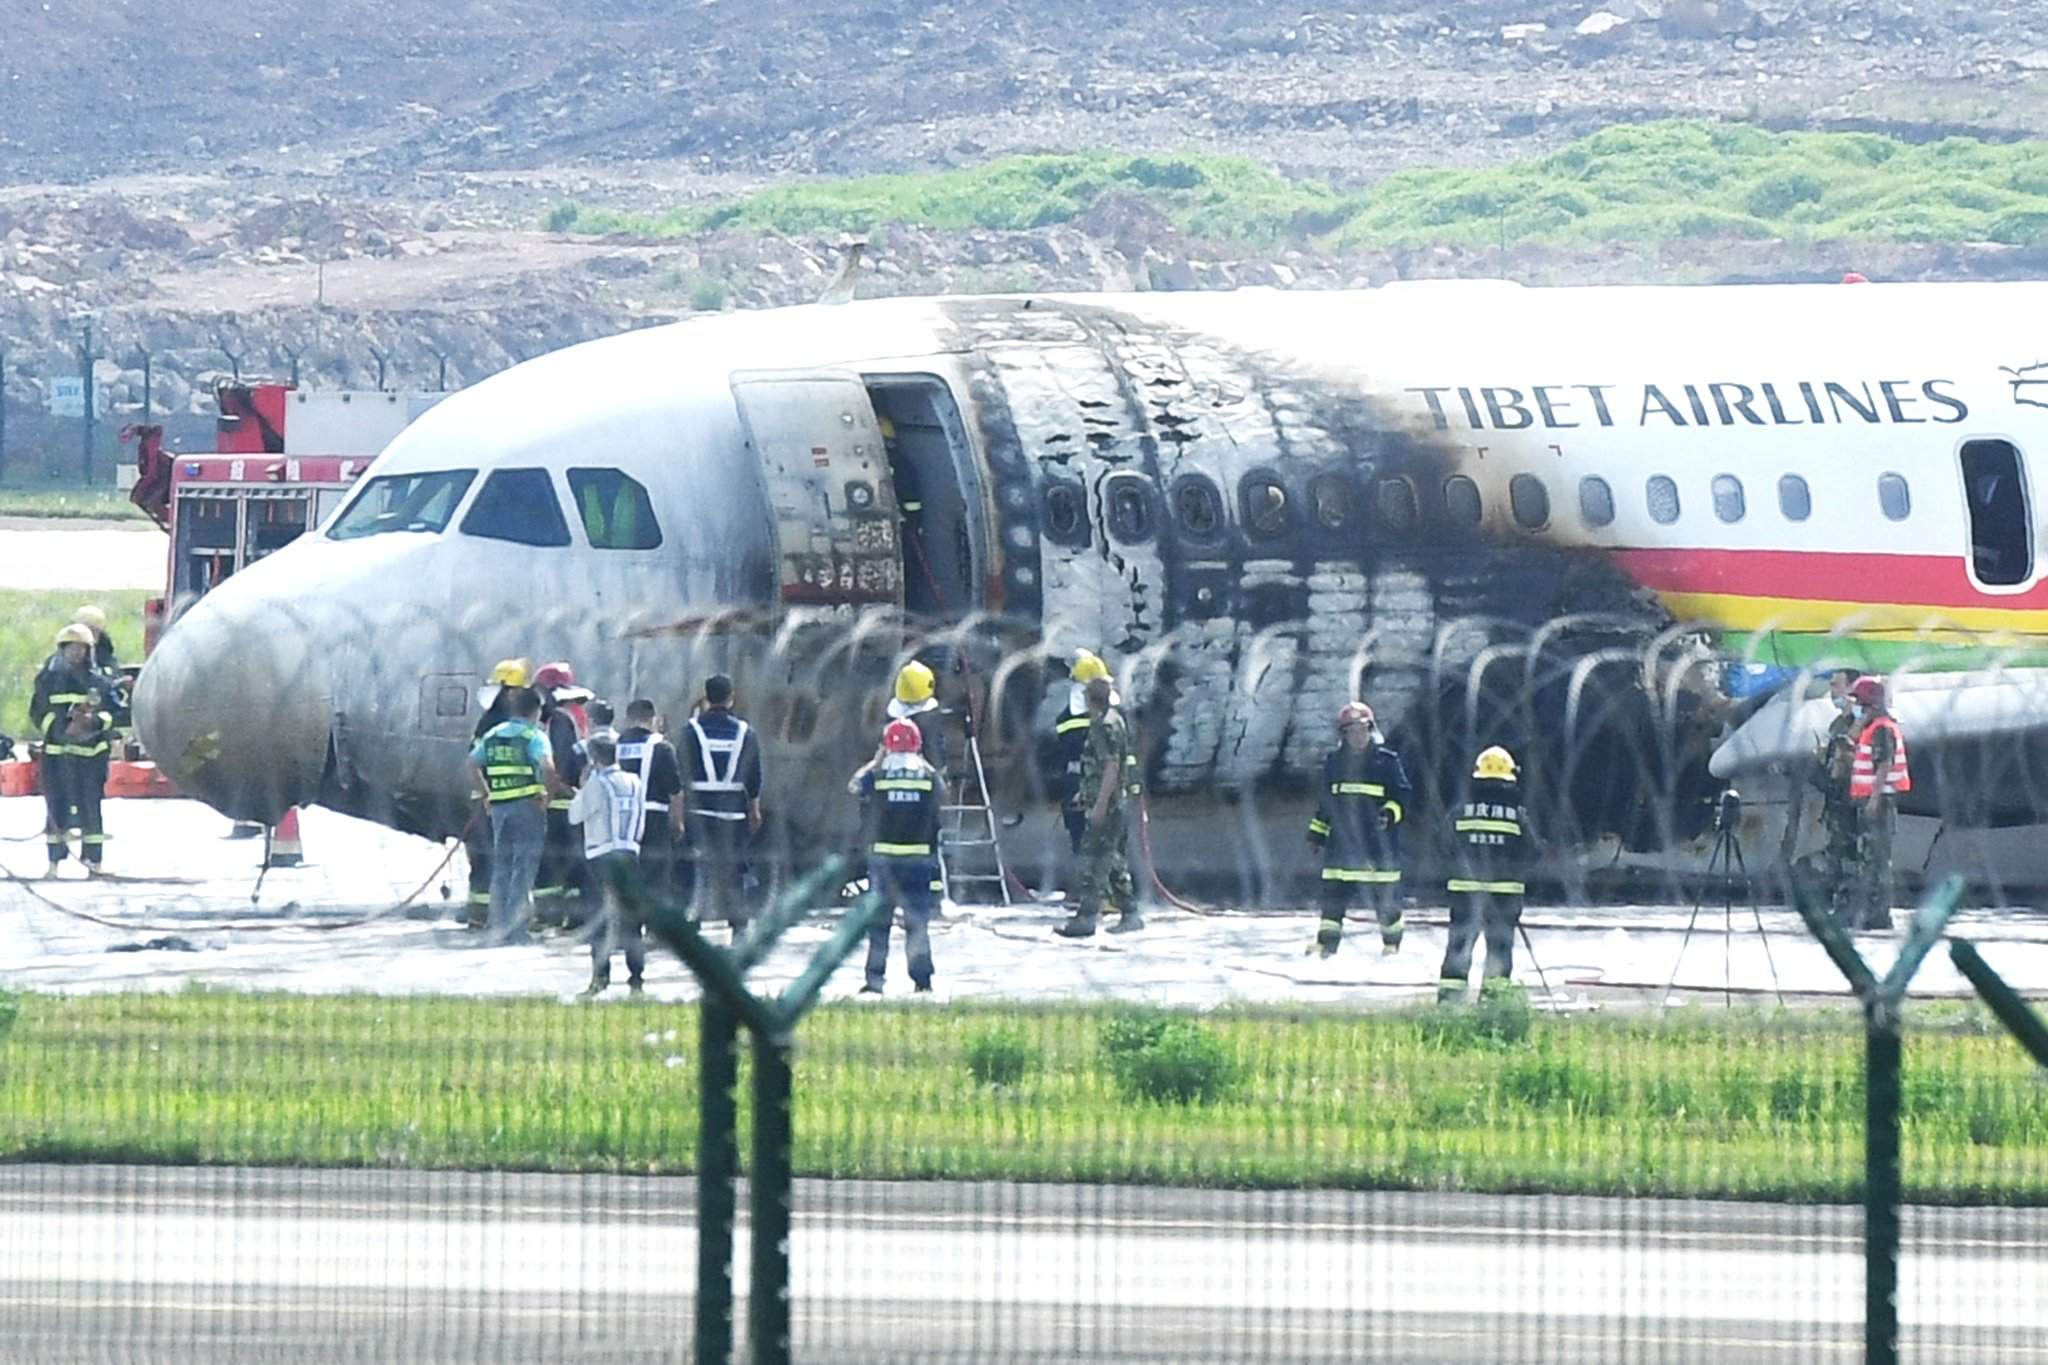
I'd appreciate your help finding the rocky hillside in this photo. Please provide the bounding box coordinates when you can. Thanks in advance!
[4,0,2048,472]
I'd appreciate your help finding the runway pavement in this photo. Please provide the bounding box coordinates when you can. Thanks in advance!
[1,1164,2043,1363]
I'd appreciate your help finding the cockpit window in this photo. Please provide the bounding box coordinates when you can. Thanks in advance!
[568,468,663,550]
[459,467,572,547]
[327,469,476,541]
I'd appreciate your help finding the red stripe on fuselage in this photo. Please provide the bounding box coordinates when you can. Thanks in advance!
[1610,548,2027,610]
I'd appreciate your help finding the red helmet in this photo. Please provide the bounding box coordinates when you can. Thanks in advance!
[533,661,576,691]
[1336,701,1375,732]
[1850,677,1887,708]
[882,719,923,754]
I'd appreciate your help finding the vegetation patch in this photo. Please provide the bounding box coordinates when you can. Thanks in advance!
[0,486,148,522]
[549,121,2048,251]
[0,993,2043,1202]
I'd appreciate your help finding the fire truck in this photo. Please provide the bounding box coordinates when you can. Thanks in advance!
[126,383,444,653]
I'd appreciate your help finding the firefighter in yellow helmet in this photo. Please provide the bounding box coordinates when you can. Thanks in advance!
[886,658,947,771]
[1439,746,1534,1003]
[1043,650,1113,854]
[30,624,117,876]
[462,658,535,927]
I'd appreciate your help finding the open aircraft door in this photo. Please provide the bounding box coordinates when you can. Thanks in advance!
[730,371,904,608]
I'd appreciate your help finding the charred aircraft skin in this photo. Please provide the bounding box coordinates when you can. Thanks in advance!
[134,288,1737,894]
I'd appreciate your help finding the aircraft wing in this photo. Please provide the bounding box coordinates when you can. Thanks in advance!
[1710,668,2048,779]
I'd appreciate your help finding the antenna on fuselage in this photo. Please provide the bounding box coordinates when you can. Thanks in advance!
[819,238,868,305]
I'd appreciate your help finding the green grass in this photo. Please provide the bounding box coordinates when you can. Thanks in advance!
[550,121,2048,251]
[2,992,2043,1203]
[0,486,148,521]
[0,589,149,737]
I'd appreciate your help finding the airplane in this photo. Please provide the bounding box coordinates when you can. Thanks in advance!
[131,280,2048,899]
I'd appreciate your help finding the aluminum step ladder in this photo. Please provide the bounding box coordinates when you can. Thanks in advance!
[938,727,1013,906]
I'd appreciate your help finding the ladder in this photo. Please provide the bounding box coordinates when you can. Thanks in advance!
[938,725,1013,907]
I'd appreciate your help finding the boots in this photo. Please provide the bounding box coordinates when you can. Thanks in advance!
[1054,912,1097,938]
[1107,911,1144,934]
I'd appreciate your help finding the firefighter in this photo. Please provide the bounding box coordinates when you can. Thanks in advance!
[681,674,764,932]
[1440,746,1533,1002]
[1055,676,1141,938]
[855,718,946,994]
[464,658,533,928]
[1044,651,1109,855]
[466,685,561,944]
[1306,701,1413,957]
[887,659,948,772]
[1812,668,1862,922]
[616,698,684,906]
[72,604,117,673]
[531,661,591,929]
[1848,676,1909,931]
[31,624,117,876]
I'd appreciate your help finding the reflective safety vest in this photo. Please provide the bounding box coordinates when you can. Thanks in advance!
[45,709,114,760]
[479,721,547,803]
[687,716,752,821]
[617,730,667,812]
[870,768,940,859]
[1849,716,1911,799]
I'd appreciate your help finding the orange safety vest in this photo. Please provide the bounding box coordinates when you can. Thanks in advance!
[1849,715,1911,799]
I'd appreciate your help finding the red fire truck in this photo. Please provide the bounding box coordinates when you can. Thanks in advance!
[127,382,442,652]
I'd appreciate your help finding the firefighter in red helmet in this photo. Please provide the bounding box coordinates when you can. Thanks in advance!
[1847,676,1909,931]
[1307,700,1413,956]
[851,718,946,994]
[531,661,591,928]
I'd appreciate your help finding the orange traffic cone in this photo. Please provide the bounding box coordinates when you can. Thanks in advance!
[265,807,305,869]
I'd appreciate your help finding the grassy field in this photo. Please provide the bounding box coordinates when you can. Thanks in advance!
[1,991,2042,1202]
[0,486,148,521]
[0,589,150,738]
[550,121,2048,251]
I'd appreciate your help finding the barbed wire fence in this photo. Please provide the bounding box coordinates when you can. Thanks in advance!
[0,600,2045,1362]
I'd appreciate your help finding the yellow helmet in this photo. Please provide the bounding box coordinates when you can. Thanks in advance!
[1070,650,1111,684]
[54,623,95,648]
[895,660,936,705]
[1473,746,1518,781]
[489,657,534,689]
[73,605,106,633]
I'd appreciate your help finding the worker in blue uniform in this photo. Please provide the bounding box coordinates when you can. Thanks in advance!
[1306,700,1413,957]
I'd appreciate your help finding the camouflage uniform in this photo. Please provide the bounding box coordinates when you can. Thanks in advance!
[1816,707,1860,921]
[1854,717,1900,931]
[1065,704,1138,934]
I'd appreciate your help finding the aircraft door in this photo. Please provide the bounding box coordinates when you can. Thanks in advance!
[730,372,903,608]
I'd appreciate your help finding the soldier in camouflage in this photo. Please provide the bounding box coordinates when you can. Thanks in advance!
[1814,668,1862,923]
[1055,676,1142,938]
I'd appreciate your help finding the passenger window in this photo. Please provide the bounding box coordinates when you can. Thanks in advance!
[1646,475,1680,525]
[1043,484,1086,544]
[1106,476,1154,542]
[1878,472,1911,522]
[1578,475,1614,528]
[1960,439,2032,585]
[567,468,662,550]
[1309,474,1355,531]
[1376,477,1418,533]
[1443,475,1482,527]
[1509,473,1549,530]
[1712,474,1746,523]
[1778,474,1812,522]
[1241,475,1290,537]
[1172,476,1222,537]
[458,467,570,547]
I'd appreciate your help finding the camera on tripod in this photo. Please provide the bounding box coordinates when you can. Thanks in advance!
[1711,787,1742,830]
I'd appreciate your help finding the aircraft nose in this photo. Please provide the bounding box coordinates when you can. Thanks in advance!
[134,588,333,824]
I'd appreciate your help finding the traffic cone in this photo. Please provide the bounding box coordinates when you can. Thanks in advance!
[265,807,304,869]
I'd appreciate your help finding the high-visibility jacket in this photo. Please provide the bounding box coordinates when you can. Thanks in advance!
[1447,777,1532,897]
[616,725,683,817]
[477,720,549,803]
[1307,743,1412,880]
[863,758,944,860]
[29,656,115,749]
[1849,715,1910,799]
[1045,698,1091,806]
[685,711,760,822]
[542,706,584,811]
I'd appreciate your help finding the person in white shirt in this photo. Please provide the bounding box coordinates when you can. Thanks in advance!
[568,734,648,997]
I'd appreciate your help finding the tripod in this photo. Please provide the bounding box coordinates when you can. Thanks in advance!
[1661,790,1785,1009]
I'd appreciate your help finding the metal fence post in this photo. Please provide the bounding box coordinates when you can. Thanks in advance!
[698,995,740,1365]
[79,318,96,483]
[1864,1001,1902,1365]
[750,1031,795,1365]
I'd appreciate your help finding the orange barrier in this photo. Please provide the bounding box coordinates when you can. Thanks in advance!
[105,761,178,799]
[0,761,38,798]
